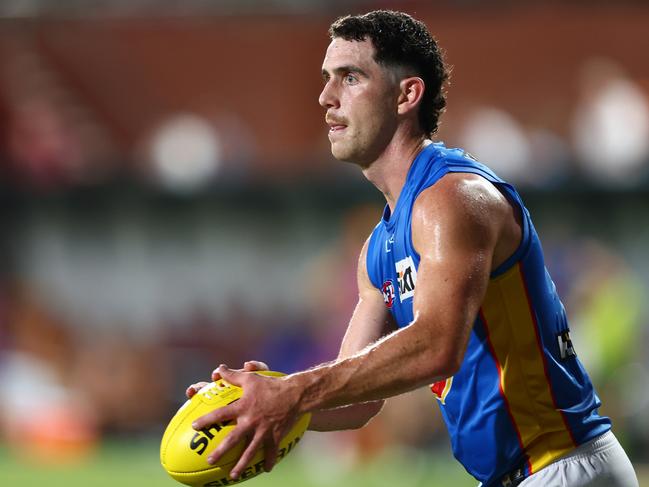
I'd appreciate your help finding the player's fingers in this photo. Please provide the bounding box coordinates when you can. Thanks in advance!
[192,404,236,431]
[211,363,228,382]
[206,425,248,467]
[262,435,279,473]
[215,365,244,387]
[243,361,269,372]
[185,381,209,399]
[229,432,265,480]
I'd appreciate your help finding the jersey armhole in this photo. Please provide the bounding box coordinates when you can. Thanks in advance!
[490,183,531,278]
[444,165,531,278]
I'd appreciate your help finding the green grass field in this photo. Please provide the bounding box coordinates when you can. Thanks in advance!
[1,437,646,487]
[0,437,477,487]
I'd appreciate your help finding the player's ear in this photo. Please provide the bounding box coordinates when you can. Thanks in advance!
[397,77,425,116]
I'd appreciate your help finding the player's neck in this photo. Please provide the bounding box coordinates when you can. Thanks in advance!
[362,133,429,211]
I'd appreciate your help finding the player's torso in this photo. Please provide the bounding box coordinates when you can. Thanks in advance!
[365,142,611,486]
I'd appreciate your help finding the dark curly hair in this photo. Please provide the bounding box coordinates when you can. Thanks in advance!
[329,10,450,137]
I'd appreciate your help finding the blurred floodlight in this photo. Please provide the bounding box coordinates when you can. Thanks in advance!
[148,113,222,193]
[573,58,649,185]
[459,107,533,185]
[526,129,571,187]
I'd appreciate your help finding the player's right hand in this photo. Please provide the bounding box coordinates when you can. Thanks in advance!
[185,361,270,399]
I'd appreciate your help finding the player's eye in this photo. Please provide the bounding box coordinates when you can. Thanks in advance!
[344,73,358,85]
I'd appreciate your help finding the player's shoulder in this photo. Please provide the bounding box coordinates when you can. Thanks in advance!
[413,172,510,222]
[410,172,513,255]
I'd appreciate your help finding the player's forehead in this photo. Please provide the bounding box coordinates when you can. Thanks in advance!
[321,37,378,74]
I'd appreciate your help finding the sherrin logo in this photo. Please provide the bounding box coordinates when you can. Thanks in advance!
[395,256,417,302]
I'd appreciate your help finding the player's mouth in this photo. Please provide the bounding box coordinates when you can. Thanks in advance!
[328,124,347,139]
[326,117,348,138]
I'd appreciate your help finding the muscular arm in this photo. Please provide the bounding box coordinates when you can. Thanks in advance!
[193,173,520,477]
[308,238,396,431]
[288,173,514,410]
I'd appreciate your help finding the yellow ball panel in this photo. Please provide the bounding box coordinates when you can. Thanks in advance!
[160,371,310,486]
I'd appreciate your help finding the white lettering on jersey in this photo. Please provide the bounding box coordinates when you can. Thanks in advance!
[385,235,394,253]
[395,256,417,302]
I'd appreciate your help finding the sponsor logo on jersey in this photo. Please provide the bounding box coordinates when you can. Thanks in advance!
[395,256,417,302]
[431,376,454,404]
[381,280,395,308]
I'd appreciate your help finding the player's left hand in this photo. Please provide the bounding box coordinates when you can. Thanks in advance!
[185,361,269,399]
[191,365,302,480]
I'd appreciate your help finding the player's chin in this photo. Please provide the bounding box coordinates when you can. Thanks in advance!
[332,150,372,170]
[330,143,359,165]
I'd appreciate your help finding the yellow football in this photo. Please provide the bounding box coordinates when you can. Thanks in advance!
[160,371,311,486]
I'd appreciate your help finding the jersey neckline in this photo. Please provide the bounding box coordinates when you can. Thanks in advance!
[381,141,439,232]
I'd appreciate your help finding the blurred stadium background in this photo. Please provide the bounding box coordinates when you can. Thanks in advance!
[1,0,648,485]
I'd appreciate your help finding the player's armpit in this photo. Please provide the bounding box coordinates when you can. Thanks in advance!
[337,236,396,360]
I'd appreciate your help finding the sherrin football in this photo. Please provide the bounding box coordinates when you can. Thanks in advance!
[160,371,311,486]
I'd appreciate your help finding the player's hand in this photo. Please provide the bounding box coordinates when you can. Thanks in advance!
[191,364,301,480]
[185,361,270,399]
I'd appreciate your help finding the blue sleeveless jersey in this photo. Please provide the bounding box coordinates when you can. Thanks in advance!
[366,142,611,486]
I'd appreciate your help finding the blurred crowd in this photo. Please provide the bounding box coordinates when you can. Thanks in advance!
[1,1,649,474]
[1,51,648,194]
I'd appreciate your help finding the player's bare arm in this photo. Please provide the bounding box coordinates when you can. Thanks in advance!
[308,237,396,432]
[191,171,520,478]
[289,173,519,408]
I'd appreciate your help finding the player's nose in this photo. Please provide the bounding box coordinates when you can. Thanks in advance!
[318,80,339,109]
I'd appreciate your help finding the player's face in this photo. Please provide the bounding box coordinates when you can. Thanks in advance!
[319,38,400,167]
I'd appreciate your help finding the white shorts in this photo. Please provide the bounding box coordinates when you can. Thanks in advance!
[518,430,638,487]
